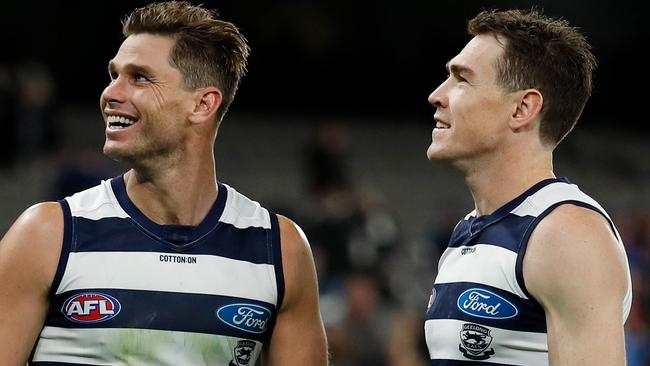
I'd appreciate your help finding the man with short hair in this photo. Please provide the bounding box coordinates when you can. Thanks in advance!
[0,2,328,365]
[423,9,632,366]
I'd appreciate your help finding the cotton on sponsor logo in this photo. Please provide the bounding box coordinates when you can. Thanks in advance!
[62,292,121,323]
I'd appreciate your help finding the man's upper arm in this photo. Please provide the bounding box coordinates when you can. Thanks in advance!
[0,202,64,365]
[523,204,628,366]
[266,215,328,366]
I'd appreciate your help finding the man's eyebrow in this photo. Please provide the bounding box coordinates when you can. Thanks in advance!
[445,62,475,77]
[107,61,155,76]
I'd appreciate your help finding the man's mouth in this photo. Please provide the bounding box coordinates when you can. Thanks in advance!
[435,120,450,129]
[107,115,138,130]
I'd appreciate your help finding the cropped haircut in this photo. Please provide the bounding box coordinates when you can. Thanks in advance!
[468,9,596,146]
[122,1,250,122]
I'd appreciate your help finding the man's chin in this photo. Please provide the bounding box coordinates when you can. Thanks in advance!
[103,145,131,163]
[427,147,459,166]
[426,146,446,161]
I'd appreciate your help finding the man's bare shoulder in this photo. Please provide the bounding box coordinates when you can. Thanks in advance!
[276,215,317,276]
[276,214,310,256]
[3,202,64,244]
[266,215,328,365]
[275,214,319,306]
[0,202,65,290]
[524,204,627,305]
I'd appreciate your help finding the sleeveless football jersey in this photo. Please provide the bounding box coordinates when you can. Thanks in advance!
[29,175,284,366]
[424,178,632,366]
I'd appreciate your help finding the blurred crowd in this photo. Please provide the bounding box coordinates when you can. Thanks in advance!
[0,60,119,199]
[621,214,650,366]
[295,123,428,366]
[1,59,649,366]
[0,61,60,169]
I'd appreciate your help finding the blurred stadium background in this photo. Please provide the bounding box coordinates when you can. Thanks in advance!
[1,0,648,365]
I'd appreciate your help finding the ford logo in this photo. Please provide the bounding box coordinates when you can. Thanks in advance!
[457,288,518,319]
[62,292,121,323]
[216,303,272,334]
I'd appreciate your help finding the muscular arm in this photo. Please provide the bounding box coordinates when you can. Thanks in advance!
[265,215,328,366]
[0,202,63,364]
[524,205,628,366]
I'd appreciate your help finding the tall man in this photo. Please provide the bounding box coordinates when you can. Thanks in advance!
[424,9,632,366]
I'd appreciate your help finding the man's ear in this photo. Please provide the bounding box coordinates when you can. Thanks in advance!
[189,87,222,125]
[510,89,543,132]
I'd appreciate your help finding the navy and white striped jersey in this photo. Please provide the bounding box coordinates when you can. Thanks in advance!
[424,178,632,366]
[30,175,285,366]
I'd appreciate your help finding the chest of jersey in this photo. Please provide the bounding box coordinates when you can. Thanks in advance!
[30,178,282,366]
[425,223,548,366]
[424,178,633,366]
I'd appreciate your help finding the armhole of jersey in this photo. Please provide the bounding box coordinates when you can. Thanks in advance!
[270,212,286,311]
[515,200,611,301]
[48,199,73,299]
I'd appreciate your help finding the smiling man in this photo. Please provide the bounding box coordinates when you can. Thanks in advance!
[423,9,632,366]
[0,2,327,365]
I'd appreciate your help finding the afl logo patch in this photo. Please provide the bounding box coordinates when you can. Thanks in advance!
[61,292,121,323]
[216,303,271,334]
[457,288,518,319]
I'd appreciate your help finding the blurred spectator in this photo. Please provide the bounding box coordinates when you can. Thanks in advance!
[0,62,17,169]
[304,186,359,289]
[53,148,120,200]
[326,271,392,366]
[348,186,400,270]
[300,123,358,288]
[620,213,650,366]
[15,61,60,162]
[300,123,401,293]
[426,210,462,260]
[299,122,421,364]
[387,311,427,366]
[304,122,350,195]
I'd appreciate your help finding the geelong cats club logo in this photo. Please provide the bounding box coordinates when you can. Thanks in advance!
[229,340,256,366]
[459,323,495,360]
[62,292,121,323]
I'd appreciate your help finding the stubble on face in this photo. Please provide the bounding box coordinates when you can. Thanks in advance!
[101,34,192,169]
[426,34,512,168]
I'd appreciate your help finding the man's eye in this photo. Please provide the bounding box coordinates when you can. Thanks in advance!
[134,73,149,82]
[446,73,466,83]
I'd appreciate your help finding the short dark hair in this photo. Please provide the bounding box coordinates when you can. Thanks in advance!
[468,9,596,146]
[122,1,250,122]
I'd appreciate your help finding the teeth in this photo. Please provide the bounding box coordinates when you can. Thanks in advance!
[107,115,136,126]
[436,122,450,129]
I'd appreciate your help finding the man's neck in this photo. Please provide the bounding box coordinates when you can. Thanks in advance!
[123,154,218,226]
[463,151,555,216]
